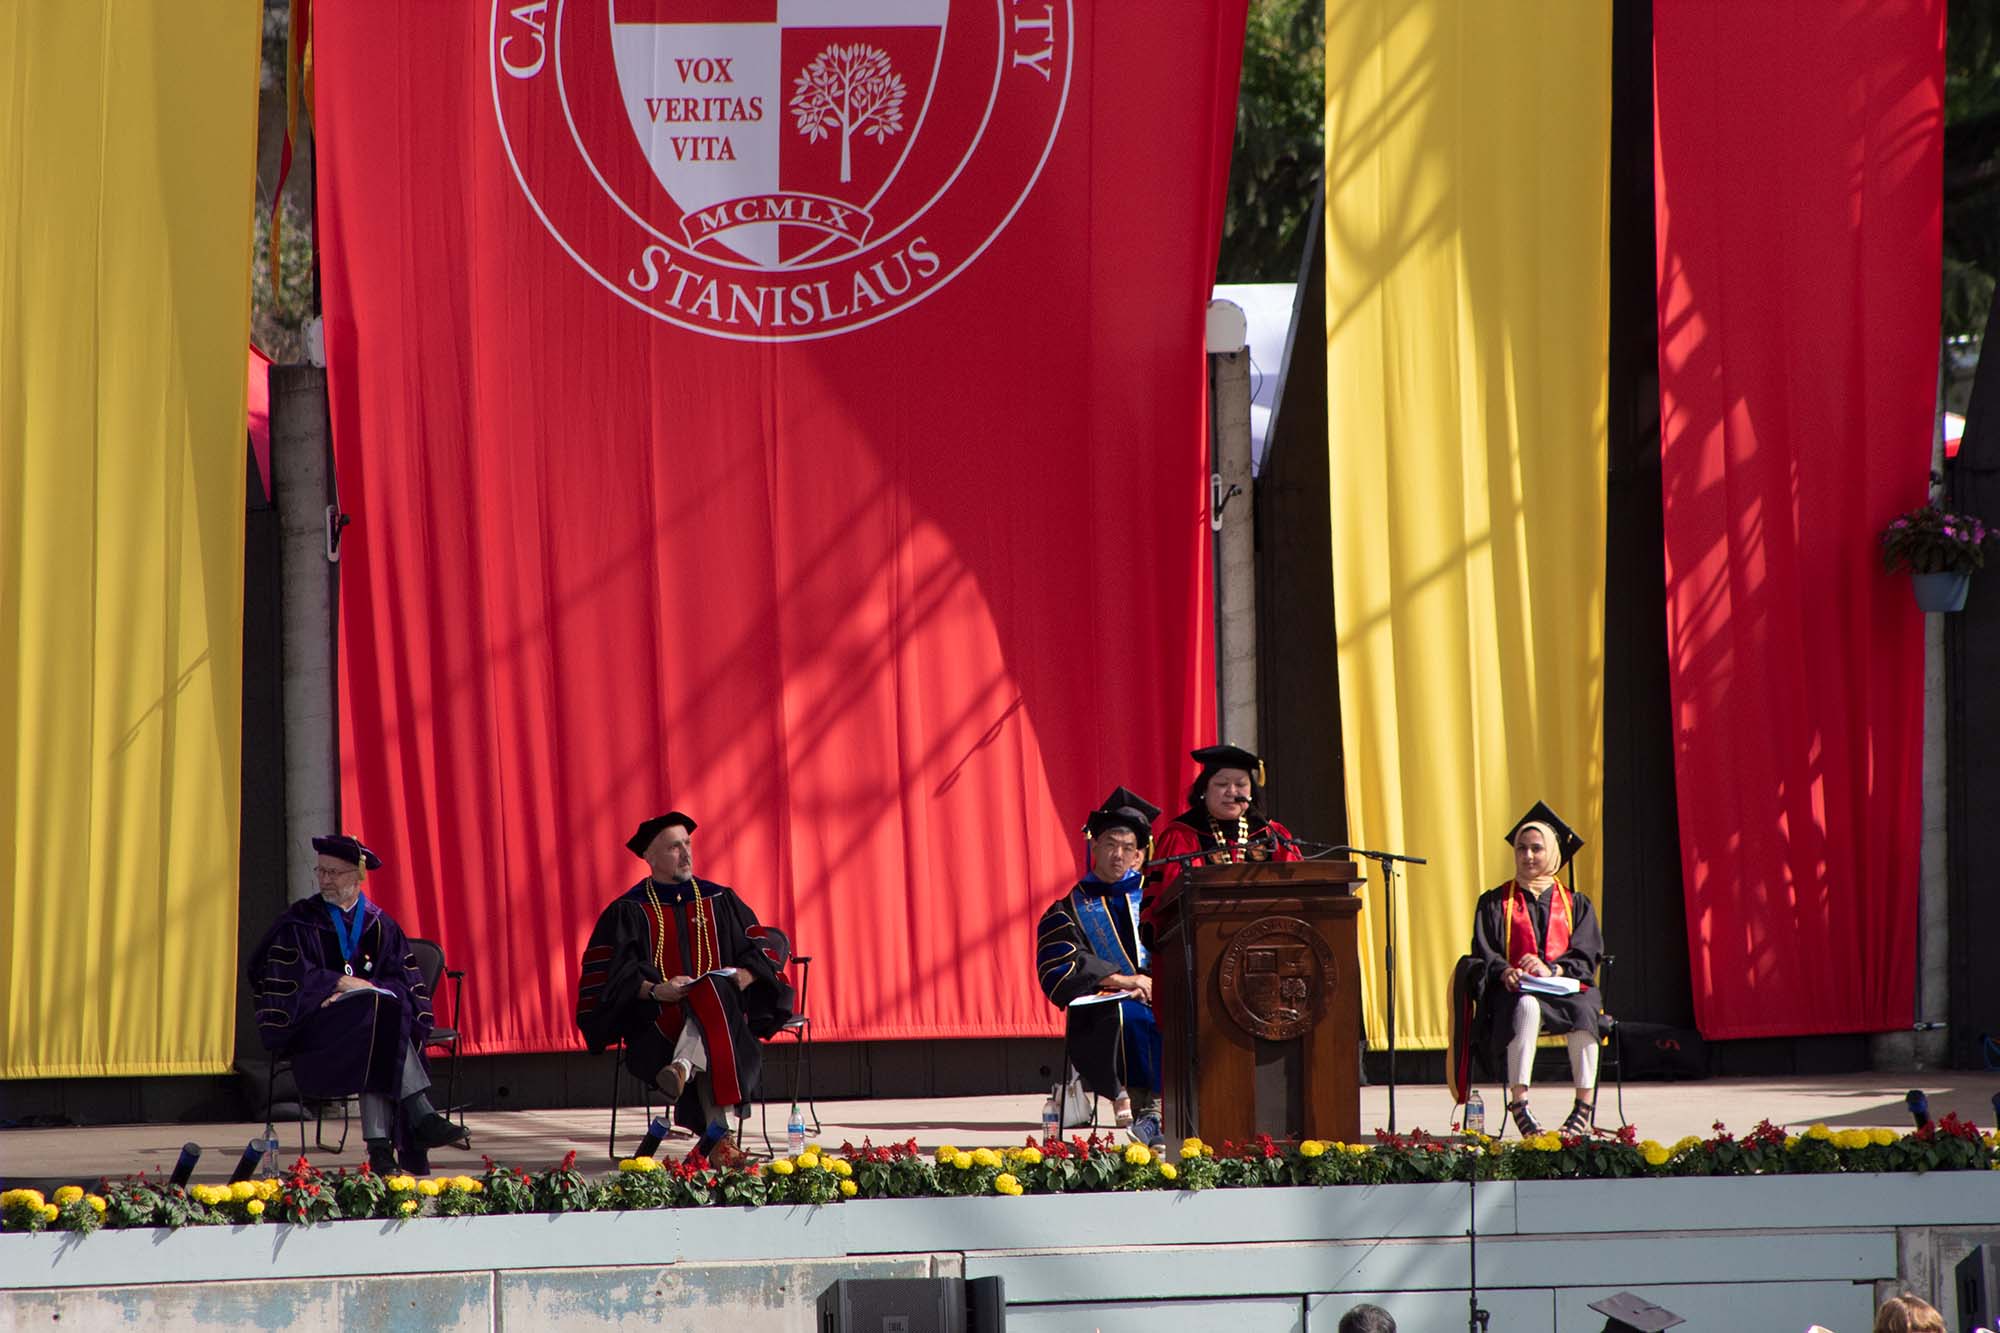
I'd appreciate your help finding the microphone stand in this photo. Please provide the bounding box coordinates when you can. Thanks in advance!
[1326,844,1428,1135]
[1466,1145,1490,1332]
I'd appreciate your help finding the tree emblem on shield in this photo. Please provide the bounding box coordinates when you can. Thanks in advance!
[790,44,908,184]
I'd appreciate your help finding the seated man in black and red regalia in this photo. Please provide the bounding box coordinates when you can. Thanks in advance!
[575,811,795,1167]
[247,835,467,1174]
[1146,743,1302,922]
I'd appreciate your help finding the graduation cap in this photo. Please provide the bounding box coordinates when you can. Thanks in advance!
[626,810,698,856]
[1191,743,1266,787]
[1083,786,1161,841]
[1586,1292,1684,1333]
[1506,799,1585,869]
[311,834,381,871]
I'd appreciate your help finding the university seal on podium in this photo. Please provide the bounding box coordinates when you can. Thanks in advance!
[1217,915,1335,1042]
[492,0,1072,341]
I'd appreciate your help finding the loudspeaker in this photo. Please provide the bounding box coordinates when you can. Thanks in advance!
[818,1276,1006,1333]
[1614,1021,1707,1081]
[1957,1243,1998,1332]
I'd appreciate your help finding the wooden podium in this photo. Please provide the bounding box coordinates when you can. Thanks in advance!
[1153,860,1363,1145]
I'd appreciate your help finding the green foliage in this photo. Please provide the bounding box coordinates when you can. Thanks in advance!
[1219,0,1323,283]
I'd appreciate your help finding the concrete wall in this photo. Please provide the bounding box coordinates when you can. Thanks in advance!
[5,1175,1995,1331]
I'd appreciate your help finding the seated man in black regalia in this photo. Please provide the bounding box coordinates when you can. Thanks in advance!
[248,835,467,1174]
[1466,800,1604,1138]
[575,811,795,1168]
[1036,786,1166,1148]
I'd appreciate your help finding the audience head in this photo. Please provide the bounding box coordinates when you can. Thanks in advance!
[1873,1293,1945,1333]
[1337,1304,1395,1333]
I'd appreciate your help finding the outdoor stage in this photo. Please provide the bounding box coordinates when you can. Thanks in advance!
[6,1075,2000,1332]
[5,1073,1995,1185]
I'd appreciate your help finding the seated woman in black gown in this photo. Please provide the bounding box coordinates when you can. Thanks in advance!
[1468,801,1603,1138]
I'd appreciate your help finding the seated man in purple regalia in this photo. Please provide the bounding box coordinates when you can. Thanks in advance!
[247,835,468,1174]
[575,811,796,1168]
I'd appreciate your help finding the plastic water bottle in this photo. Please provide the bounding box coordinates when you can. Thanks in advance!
[787,1104,807,1156]
[1041,1095,1061,1141]
[1464,1088,1486,1137]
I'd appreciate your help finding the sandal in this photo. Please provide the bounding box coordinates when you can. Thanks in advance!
[1112,1095,1134,1128]
[1560,1099,1594,1137]
[1507,1098,1541,1138]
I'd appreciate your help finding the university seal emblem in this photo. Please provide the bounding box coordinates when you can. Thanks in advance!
[1216,916,1334,1042]
[491,0,1072,340]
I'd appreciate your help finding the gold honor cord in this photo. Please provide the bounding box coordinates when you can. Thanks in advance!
[644,878,716,980]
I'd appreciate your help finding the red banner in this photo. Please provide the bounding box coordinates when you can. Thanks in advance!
[316,0,1239,1051]
[1654,2,1942,1039]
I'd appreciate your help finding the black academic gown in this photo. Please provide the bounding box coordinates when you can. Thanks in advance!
[575,878,795,1134]
[248,896,434,1153]
[1468,880,1604,1078]
[1036,876,1161,1101]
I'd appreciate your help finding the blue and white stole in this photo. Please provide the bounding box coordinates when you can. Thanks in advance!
[1074,871,1147,973]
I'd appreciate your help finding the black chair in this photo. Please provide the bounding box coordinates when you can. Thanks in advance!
[263,1051,353,1157]
[606,1037,656,1161]
[407,938,466,1133]
[759,955,822,1149]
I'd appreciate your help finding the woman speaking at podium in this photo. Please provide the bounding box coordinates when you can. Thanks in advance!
[1145,744,1302,922]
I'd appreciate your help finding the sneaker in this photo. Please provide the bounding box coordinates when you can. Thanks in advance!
[1129,1113,1164,1149]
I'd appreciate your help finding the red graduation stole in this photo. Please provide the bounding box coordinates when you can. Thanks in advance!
[1506,881,1571,965]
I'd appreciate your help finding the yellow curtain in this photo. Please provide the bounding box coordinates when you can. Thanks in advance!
[0,3,260,1077]
[1325,2,1610,1050]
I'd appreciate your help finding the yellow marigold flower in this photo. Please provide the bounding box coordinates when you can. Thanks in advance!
[770,1159,795,1176]
[400,1199,419,1216]
[85,1196,105,1214]
[1299,1140,1326,1158]
[1344,1143,1371,1156]
[1123,1143,1151,1166]
[631,1155,661,1173]
[40,1205,58,1222]
[616,1159,635,1172]
[1181,1137,1206,1158]
[53,1185,83,1206]
[16,1190,46,1208]
[190,1185,215,1205]
[798,1152,821,1171]
[993,1172,1019,1194]
[1639,1141,1670,1167]
[230,1181,256,1202]
[1018,1146,1042,1166]
[1870,1128,1897,1147]
[952,1152,974,1170]
[935,1144,959,1162]
[417,1179,443,1197]
[1159,1162,1178,1181]
[839,1180,858,1197]
[1834,1129,1869,1151]
[1805,1123,1833,1140]
[970,1148,1000,1169]
[245,1200,265,1217]
[1784,1135,1800,1149]
[829,1159,852,1177]
[260,1180,283,1200]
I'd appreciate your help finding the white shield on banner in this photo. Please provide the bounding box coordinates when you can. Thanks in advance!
[611,0,948,268]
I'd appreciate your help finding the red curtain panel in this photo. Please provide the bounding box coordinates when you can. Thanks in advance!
[1653,1,1942,1039]
[313,0,1239,1051]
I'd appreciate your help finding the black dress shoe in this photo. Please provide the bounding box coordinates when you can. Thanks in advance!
[366,1139,400,1175]
[413,1112,470,1151]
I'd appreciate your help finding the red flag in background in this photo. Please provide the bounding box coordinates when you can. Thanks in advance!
[1654,2,1942,1039]
[315,0,1242,1052]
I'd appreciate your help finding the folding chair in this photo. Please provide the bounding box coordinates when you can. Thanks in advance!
[407,938,467,1133]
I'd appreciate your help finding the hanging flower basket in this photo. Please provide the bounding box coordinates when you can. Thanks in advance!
[1881,486,1990,613]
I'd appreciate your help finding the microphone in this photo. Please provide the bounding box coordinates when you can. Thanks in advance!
[169,1142,203,1189]
[1905,1089,1931,1131]
[229,1138,269,1185]
[634,1114,671,1160]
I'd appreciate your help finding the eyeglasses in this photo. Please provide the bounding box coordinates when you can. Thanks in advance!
[312,866,360,880]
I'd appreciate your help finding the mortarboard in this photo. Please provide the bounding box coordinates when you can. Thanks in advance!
[1506,799,1585,868]
[311,834,382,871]
[1586,1292,1684,1333]
[1190,744,1266,787]
[627,810,698,856]
[1083,786,1162,841]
